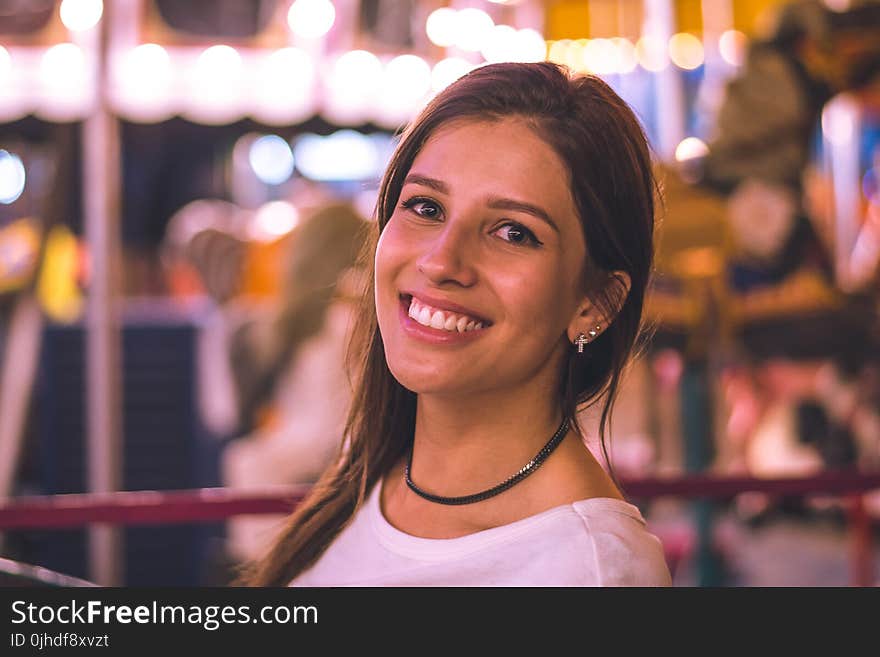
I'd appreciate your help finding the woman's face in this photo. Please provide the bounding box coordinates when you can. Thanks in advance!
[375,118,592,400]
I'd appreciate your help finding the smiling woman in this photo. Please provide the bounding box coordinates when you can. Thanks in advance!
[242,61,670,587]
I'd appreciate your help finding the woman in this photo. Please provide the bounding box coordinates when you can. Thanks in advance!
[244,62,671,586]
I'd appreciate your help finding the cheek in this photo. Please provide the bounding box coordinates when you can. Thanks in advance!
[374,221,408,309]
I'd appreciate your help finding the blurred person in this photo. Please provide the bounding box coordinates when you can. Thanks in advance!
[242,62,671,587]
[219,202,369,562]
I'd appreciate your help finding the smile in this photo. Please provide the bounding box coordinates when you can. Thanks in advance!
[407,296,486,333]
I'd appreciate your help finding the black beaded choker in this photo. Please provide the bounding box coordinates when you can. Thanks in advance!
[404,418,570,506]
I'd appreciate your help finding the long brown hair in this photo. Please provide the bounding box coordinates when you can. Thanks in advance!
[243,62,656,586]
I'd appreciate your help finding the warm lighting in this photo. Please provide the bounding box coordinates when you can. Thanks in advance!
[481,24,517,63]
[454,8,494,52]
[431,57,473,93]
[668,32,704,70]
[41,43,87,87]
[719,30,747,67]
[111,43,173,122]
[547,40,569,65]
[377,54,432,126]
[39,43,92,120]
[513,28,546,63]
[249,201,299,242]
[287,0,336,39]
[0,150,26,204]
[612,38,638,74]
[674,137,709,162]
[59,0,103,32]
[565,39,588,73]
[197,44,242,79]
[636,35,668,72]
[249,135,295,186]
[583,38,619,75]
[324,49,383,124]
[186,45,245,124]
[426,7,458,47]
[252,48,316,125]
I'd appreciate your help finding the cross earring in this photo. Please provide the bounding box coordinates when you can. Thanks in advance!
[574,325,601,354]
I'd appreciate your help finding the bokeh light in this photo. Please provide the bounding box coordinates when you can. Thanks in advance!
[376,54,432,127]
[612,37,638,74]
[668,33,704,70]
[583,38,619,75]
[431,57,473,93]
[454,8,494,52]
[252,47,316,125]
[636,35,668,72]
[293,130,382,181]
[719,29,747,66]
[0,150,26,204]
[674,137,709,162]
[287,0,336,39]
[112,43,173,122]
[248,135,295,186]
[425,7,457,47]
[59,0,103,32]
[323,49,383,124]
[249,201,299,242]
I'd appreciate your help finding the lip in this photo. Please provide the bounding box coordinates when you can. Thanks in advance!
[397,294,491,344]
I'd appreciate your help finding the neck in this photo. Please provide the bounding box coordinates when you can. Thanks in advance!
[408,386,565,497]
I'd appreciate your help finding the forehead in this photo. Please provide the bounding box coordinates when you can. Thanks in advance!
[409,118,577,214]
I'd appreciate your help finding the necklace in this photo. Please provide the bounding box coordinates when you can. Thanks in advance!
[404,418,570,506]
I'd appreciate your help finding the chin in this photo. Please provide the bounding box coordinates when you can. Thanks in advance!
[384,356,476,396]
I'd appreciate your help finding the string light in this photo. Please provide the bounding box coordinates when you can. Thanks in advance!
[287,0,336,39]
[59,0,103,32]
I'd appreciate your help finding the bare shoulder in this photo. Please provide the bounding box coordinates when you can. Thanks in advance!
[528,433,625,509]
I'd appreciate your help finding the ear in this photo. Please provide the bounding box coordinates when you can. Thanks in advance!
[566,271,632,344]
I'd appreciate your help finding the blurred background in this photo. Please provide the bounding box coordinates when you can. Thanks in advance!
[0,0,879,587]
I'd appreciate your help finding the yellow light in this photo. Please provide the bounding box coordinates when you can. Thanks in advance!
[59,0,103,32]
[583,38,618,75]
[668,33,703,70]
[565,39,588,73]
[636,35,668,72]
[547,40,569,65]
[612,38,638,74]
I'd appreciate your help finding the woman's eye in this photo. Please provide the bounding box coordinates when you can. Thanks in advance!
[401,197,442,219]
[495,222,542,247]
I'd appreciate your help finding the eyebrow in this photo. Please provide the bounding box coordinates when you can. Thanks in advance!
[403,173,559,233]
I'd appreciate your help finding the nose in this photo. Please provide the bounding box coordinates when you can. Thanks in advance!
[416,223,477,287]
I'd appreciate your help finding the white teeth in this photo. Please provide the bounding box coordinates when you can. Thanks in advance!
[406,296,487,333]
